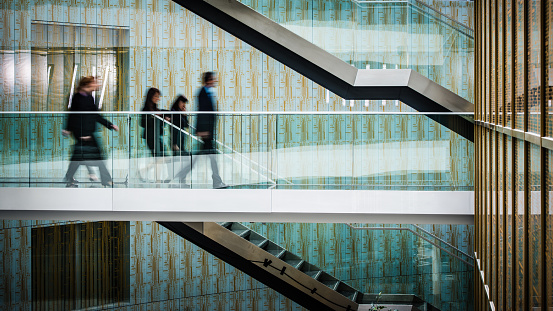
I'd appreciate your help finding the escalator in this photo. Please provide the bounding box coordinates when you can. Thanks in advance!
[159,221,441,311]
[171,0,474,141]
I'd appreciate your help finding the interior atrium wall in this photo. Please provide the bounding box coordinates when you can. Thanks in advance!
[474,0,553,309]
[0,220,474,311]
[1,0,473,112]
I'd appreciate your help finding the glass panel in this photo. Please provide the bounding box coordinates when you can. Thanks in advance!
[544,1,553,137]
[547,150,553,309]
[514,0,526,130]
[238,0,474,105]
[498,0,504,127]
[249,222,474,311]
[491,131,497,300]
[498,133,504,310]
[506,135,513,310]
[505,0,513,128]
[514,139,525,309]
[29,23,130,112]
[4,0,475,118]
[486,3,490,123]
[0,112,474,190]
[528,143,541,308]
[31,221,130,310]
[527,0,541,134]
[491,0,496,125]
[485,129,490,279]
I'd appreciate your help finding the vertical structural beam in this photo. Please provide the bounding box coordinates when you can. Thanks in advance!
[539,0,547,308]
[501,0,508,307]
[486,0,491,124]
[493,0,500,303]
[510,0,518,305]
[495,0,499,127]
[511,0,516,129]
[484,128,488,280]
[493,132,502,306]
[522,0,529,310]
[502,133,508,309]
[523,141,529,311]
[474,0,483,311]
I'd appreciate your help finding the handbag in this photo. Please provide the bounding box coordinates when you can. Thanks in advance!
[72,141,102,160]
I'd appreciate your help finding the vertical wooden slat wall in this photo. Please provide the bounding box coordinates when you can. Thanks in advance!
[475,0,553,309]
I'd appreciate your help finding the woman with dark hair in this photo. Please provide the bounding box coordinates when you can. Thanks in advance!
[63,76,119,187]
[169,95,190,156]
[141,88,166,157]
[139,88,171,182]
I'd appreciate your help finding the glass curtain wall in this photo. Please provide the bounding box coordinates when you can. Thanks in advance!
[475,0,553,309]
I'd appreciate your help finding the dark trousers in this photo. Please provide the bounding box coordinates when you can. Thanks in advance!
[174,137,222,185]
[65,160,112,185]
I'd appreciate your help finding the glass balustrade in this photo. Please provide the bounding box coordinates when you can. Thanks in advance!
[237,0,474,103]
[244,222,474,311]
[0,112,473,189]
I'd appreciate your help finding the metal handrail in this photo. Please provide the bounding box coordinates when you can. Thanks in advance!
[0,111,475,115]
[345,223,474,267]
[350,0,473,37]
[412,224,474,259]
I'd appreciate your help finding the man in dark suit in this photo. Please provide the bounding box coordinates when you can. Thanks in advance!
[175,72,227,188]
[196,72,218,151]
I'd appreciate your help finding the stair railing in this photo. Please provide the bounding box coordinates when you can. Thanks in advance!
[345,223,474,267]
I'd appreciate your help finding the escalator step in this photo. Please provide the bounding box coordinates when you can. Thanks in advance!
[265,248,283,257]
[338,290,357,301]
[275,249,286,259]
[284,259,303,269]
[322,280,339,290]
[292,259,305,269]
[219,222,233,229]
[304,270,321,279]
[232,229,250,237]
[251,238,268,247]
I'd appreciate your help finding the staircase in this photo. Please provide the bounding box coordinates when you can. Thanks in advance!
[171,0,474,141]
[159,221,441,311]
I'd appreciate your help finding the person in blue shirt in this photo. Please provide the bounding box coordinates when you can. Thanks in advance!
[175,72,227,188]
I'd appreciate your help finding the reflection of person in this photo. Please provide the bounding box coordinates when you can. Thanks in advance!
[139,88,171,182]
[175,72,227,188]
[169,95,190,156]
[63,76,119,187]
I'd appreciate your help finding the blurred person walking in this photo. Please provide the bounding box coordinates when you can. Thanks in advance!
[139,87,171,183]
[63,76,119,187]
[169,95,190,156]
[175,72,227,188]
